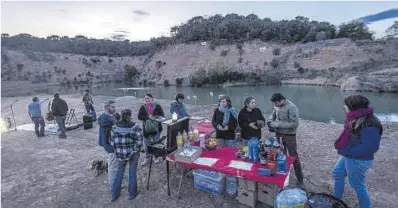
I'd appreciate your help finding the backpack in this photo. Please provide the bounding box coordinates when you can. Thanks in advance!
[144,104,158,134]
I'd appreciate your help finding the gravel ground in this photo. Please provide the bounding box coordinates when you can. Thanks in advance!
[1,94,397,208]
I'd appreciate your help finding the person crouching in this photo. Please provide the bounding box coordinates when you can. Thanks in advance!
[110,109,143,201]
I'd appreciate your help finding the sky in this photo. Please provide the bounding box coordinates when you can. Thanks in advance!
[1,1,397,41]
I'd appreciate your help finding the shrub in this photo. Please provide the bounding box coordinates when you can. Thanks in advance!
[191,68,209,87]
[236,42,243,50]
[156,61,163,69]
[108,58,113,63]
[238,57,243,63]
[297,67,305,74]
[220,50,228,56]
[64,56,69,60]
[90,57,101,63]
[273,48,281,56]
[163,79,170,87]
[294,62,300,68]
[209,43,216,50]
[175,78,184,86]
[270,58,279,68]
[263,61,268,66]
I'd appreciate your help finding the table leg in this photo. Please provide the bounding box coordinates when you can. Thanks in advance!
[166,160,170,196]
[146,156,153,190]
[177,166,184,199]
[273,184,278,208]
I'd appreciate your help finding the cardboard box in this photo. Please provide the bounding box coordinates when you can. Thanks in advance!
[257,183,274,207]
[236,188,257,207]
[174,146,202,164]
[238,178,257,191]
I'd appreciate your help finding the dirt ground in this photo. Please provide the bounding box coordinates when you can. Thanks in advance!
[1,94,397,208]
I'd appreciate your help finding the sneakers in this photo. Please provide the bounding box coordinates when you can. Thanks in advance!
[154,157,163,164]
[141,158,149,166]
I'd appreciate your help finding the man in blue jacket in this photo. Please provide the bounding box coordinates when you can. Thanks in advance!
[98,99,119,189]
[28,96,45,138]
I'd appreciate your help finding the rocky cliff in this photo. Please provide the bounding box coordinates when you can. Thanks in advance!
[1,38,398,92]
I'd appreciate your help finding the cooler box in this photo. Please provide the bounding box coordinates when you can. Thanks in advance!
[193,170,225,196]
[83,115,93,130]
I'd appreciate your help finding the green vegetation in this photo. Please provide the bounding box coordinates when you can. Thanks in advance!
[1,15,375,57]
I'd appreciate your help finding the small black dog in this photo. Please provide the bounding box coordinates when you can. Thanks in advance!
[91,160,108,177]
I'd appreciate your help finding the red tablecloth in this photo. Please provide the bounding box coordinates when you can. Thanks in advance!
[193,121,215,138]
[167,147,295,189]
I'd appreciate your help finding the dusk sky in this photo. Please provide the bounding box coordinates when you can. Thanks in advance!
[1,1,397,41]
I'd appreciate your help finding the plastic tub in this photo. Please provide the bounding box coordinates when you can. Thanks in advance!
[193,170,225,196]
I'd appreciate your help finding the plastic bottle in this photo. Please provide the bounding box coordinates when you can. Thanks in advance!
[277,152,287,174]
[199,134,205,150]
[226,176,238,197]
[177,132,183,149]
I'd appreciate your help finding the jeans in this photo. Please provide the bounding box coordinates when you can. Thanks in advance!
[217,139,236,148]
[111,153,140,201]
[108,153,118,190]
[55,115,66,136]
[85,104,95,114]
[333,156,373,208]
[32,116,45,137]
[143,132,160,159]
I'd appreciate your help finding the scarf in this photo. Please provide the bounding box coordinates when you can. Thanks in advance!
[145,103,155,116]
[219,106,238,126]
[334,107,374,149]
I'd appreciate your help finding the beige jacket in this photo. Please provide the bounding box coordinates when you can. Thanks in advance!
[269,99,299,134]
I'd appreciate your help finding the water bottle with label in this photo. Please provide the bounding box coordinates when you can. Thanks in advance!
[277,152,287,174]
[226,176,237,197]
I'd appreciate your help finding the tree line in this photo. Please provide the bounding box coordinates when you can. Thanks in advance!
[1,14,377,57]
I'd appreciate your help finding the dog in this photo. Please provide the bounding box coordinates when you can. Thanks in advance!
[90,159,108,177]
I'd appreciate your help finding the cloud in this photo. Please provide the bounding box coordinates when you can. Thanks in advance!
[358,8,398,24]
[109,30,131,41]
[59,9,67,13]
[132,10,150,16]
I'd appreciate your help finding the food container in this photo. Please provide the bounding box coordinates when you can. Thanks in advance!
[174,146,203,164]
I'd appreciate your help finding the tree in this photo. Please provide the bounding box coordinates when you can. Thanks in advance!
[17,63,24,79]
[337,21,373,40]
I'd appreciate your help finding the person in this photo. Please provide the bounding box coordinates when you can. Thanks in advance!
[51,93,68,139]
[98,100,119,190]
[138,93,165,166]
[333,95,382,208]
[28,96,45,138]
[170,93,189,119]
[268,93,304,187]
[110,109,143,201]
[238,97,265,144]
[212,95,238,147]
[83,89,95,114]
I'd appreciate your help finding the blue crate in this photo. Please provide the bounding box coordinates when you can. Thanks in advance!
[193,170,225,196]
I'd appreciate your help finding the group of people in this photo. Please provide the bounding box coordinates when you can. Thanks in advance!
[28,90,382,208]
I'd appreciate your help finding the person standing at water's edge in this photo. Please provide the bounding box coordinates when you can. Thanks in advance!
[110,109,143,202]
[138,93,165,166]
[28,96,45,138]
[98,100,119,190]
[268,93,304,187]
[51,93,68,139]
[83,89,95,114]
[333,95,382,208]
[212,96,238,147]
[170,93,189,119]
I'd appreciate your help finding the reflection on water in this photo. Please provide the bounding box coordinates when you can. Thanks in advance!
[30,83,398,124]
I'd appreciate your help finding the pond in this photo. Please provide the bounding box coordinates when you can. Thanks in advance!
[19,83,398,124]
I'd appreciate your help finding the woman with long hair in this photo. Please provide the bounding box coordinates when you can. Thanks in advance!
[138,93,165,166]
[238,96,265,144]
[211,95,238,147]
[333,95,383,208]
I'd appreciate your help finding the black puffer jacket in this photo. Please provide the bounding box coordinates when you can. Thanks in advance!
[238,107,265,139]
[51,98,68,116]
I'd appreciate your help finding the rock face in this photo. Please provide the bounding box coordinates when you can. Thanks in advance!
[340,68,398,92]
